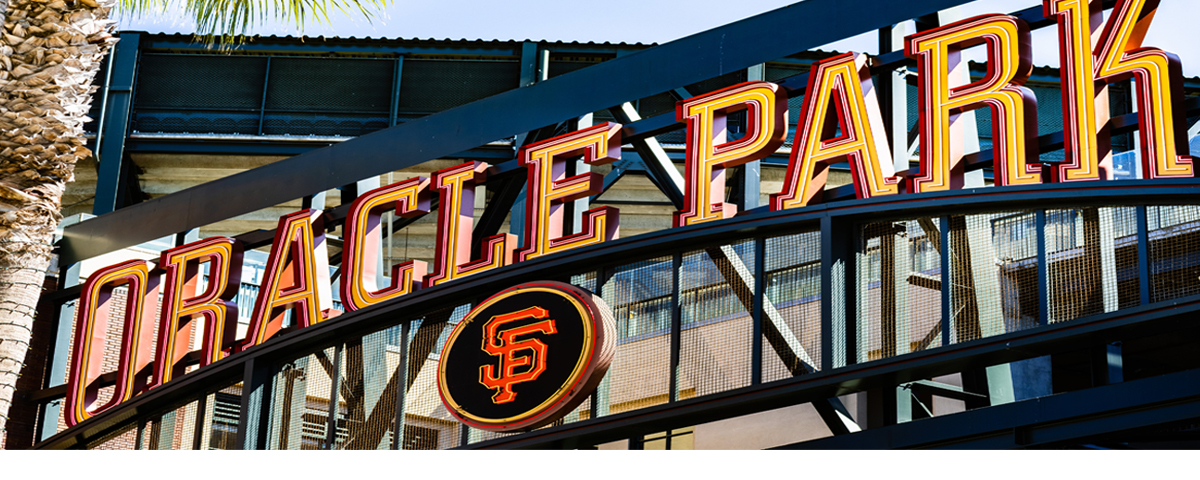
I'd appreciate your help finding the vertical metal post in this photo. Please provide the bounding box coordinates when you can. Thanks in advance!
[389,56,404,126]
[1136,205,1152,304]
[1106,342,1124,384]
[93,32,141,215]
[37,261,80,441]
[669,253,682,402]
[538,49,550,83]
[751,237,765,385]
[236,357,275,450]
[821,215,854,368]
[508,41,542,243]
[592,266,611,417]
[940,216,951,347]
[192,394,208,450]
[147,416,162,450]
[256,57,272,136]
[134,420,145,450]
[1036,210,1048,326]
[519,41,539,88]
[301,191,327,211]
[324,344,343,449]
[878,23,911,175]
[391,320,410,450]
[341,177,383,285]
[628,435,644,450]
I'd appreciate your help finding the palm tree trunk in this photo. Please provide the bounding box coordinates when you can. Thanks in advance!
[0,0,115,447]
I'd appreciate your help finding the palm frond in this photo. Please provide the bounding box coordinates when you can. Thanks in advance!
[118,0,391,47]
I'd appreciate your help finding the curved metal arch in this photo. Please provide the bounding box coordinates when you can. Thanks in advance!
[35,179,1200,449]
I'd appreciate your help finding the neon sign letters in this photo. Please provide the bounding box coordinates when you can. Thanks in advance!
[65,0,1195,426]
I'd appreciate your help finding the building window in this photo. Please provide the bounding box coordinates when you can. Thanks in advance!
[642,427,694,450]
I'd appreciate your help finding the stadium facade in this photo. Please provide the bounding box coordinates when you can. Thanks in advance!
[5,0,1200,450]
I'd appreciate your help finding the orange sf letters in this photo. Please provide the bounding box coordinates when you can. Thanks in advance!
[479,306,558,404]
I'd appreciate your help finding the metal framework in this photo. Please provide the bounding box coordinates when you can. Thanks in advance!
[24,0,1200,449]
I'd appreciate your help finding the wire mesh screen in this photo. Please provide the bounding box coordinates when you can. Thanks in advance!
[762,230,822,383]
[134,54,267,135]
[398,59,520,115]
[856,219,943,363]
[256,57,394,137]
[207,387,242,449]
[260,113,390,137]
[678,241,755,398]
[598,256,674,416]
[548,58,607,78]
[142,400,198,450]
[136,54,267,109]
[949,212,1038,344]
[175,400,201,449]
[571,271,598,293]
[86,424,139,450]
[1148,205,1200,302]
[136,111,262,135]
[329,322,407,450]
[266,347,337,450]
[402,305,471,449]
[1046,207,1140,323]
[265,58,393,113]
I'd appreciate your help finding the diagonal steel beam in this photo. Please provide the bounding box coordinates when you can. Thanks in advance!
[609,103,685,209]
[703,245,860,434]
[338,309,454,450]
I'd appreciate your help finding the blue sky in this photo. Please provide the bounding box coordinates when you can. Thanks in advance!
[118,0,1200,77]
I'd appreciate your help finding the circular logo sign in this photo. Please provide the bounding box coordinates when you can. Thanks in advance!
[437,281,615,432]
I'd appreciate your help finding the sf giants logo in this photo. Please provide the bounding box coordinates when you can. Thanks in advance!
[479,306,557,403]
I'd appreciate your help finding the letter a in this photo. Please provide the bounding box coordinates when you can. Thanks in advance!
[242,209,340,350]
[772,53,900,210]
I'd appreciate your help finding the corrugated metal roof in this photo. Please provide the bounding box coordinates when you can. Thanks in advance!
[126,32,1200,84]
[131,31,656,47]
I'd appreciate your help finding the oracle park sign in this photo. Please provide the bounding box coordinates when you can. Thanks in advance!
[62,0,1196,432]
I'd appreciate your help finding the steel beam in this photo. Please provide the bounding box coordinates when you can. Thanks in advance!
[608,103,685,208]
[92,32,141,215]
